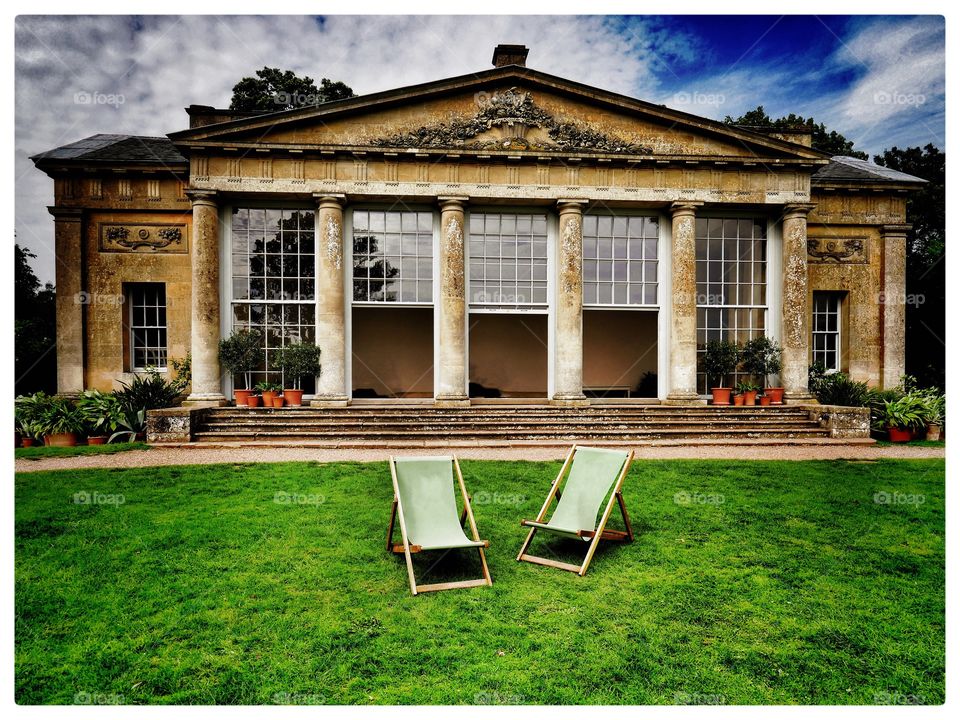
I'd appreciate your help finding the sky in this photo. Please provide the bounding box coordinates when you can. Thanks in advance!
[14,14,946,284]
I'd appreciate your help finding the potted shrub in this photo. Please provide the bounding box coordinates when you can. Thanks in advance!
[40,397,85,447]
[876,395,926,442]
[699,340,739,406]
[255,380,282,407]
[110,408,147,443]
[732,393,745,406]
[736,381,760,406]
[218,329,263,406]
[77,390,121,445]
[920,390,944,441]
[15,392,52,448]
[276,342,321,407]
[246,392,262,408]
[741,336,784,404]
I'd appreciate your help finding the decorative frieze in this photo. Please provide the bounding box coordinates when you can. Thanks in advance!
[99,222,188,253]
[807,237,867,264]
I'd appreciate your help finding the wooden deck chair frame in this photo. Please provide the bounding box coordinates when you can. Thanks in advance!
[517,445,634,576]
[387,456,493,595]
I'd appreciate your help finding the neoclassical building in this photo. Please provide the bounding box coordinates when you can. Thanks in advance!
[32,45,924,406]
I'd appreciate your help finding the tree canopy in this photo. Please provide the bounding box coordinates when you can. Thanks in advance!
[15,243,57,394]
[230,67,354,112]
[723,105,868,159]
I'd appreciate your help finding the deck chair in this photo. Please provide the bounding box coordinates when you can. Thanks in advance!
[517,445,634,576]
[387,455,493,595]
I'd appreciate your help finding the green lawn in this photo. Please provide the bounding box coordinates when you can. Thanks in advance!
[15,441,149,460]
[15,459,944,705]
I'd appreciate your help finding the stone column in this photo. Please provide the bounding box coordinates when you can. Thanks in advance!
[881,224,910,389]
[435,197,470,406]
[781,203,818,403]
[184,190,226,405]
[553,200,588,405]
[311,194,349,406]
[48,206,84,395]
[664,201,704,404]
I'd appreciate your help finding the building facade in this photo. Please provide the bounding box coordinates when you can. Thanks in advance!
[32,45,924,406]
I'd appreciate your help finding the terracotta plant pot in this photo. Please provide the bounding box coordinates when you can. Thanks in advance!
[926,423,941,442]
[733,394,745,406]
[47,432,79,448]
[887,427,913,443]
[709,388,732,406]
[261,391,278,406]
[246,395,262,408]
[87,436,108,446]
[765,387,785,405]
[743,390,758,406]
[21,437,35,448]
[234,389,253,407]
[284,389,305,407]
[759,395,772,406]
[272,396,285,408]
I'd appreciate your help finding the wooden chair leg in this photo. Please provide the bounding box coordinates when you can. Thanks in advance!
[386,499,398,552]
[617,492,634,542]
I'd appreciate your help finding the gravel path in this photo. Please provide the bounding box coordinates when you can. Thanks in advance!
[14,443,945,473]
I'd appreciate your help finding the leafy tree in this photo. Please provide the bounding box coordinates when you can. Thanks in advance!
[230,67,354,112]
[15,243,57,394]
[723,106,868,158]
[874,144,945,388]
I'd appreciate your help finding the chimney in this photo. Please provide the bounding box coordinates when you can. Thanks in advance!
[492,44,529,68]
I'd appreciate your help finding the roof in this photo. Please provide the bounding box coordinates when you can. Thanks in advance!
[812,155,926,186]
[31,133,187,166]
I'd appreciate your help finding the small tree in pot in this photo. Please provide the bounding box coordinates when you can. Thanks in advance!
[276,342,321,407]
[741,336,784,404]
[218,329,263,406]
[699,340,739,406]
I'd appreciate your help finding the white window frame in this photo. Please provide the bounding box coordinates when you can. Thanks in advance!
[129,283,168,371]
[812,292,842,372]
[581,211,660,309]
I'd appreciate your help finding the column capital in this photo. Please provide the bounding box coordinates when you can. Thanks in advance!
[47,206,83,222]
[670,201,703,216]
[782,202,817,218]
[313,193,346,209]
[881,223,912,237]
[557,198,588,213]
[438,195,469,210]
[185,189,218,207]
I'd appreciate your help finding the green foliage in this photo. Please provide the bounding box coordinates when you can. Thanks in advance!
[169,354,191,396]
[276,342,321,389]
[875,395,928,431]
[218,329,263,390]
[811,372,874,407]
[740,336,783,387]
[230,67,354,111]
[735,381,760,393]
[722,105,868,158]
[15,244,56,395]
[37,397,86,436]
[254,380,282,393]
[15,391,53,439]
[76,390,123,436]
[699,340,739,387]
[109,409,147,443]
[114,370,183,414]
[14,459,945,704]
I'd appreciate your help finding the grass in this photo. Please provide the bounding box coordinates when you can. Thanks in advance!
[15,458,944,705]
[15,442,149,460]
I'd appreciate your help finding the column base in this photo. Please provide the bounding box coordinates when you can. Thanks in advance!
[662,391,705,406]
[309,395,350,408]
[434,394,471,407]
[550,394,590,408]
[183,393,228,407]
[783,393,819,405]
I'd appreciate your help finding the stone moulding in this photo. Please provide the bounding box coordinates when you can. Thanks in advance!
[371,87,653,154]
[807,237,866,264]
[99,223,189,253]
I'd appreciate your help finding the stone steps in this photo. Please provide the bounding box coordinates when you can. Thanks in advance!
[193,404,833,443]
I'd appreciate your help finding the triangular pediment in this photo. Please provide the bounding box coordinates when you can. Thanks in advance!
[170,67,827,162]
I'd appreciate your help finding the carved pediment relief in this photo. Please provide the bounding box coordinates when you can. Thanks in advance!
[100,223,188,253]
[371,87,651,154]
